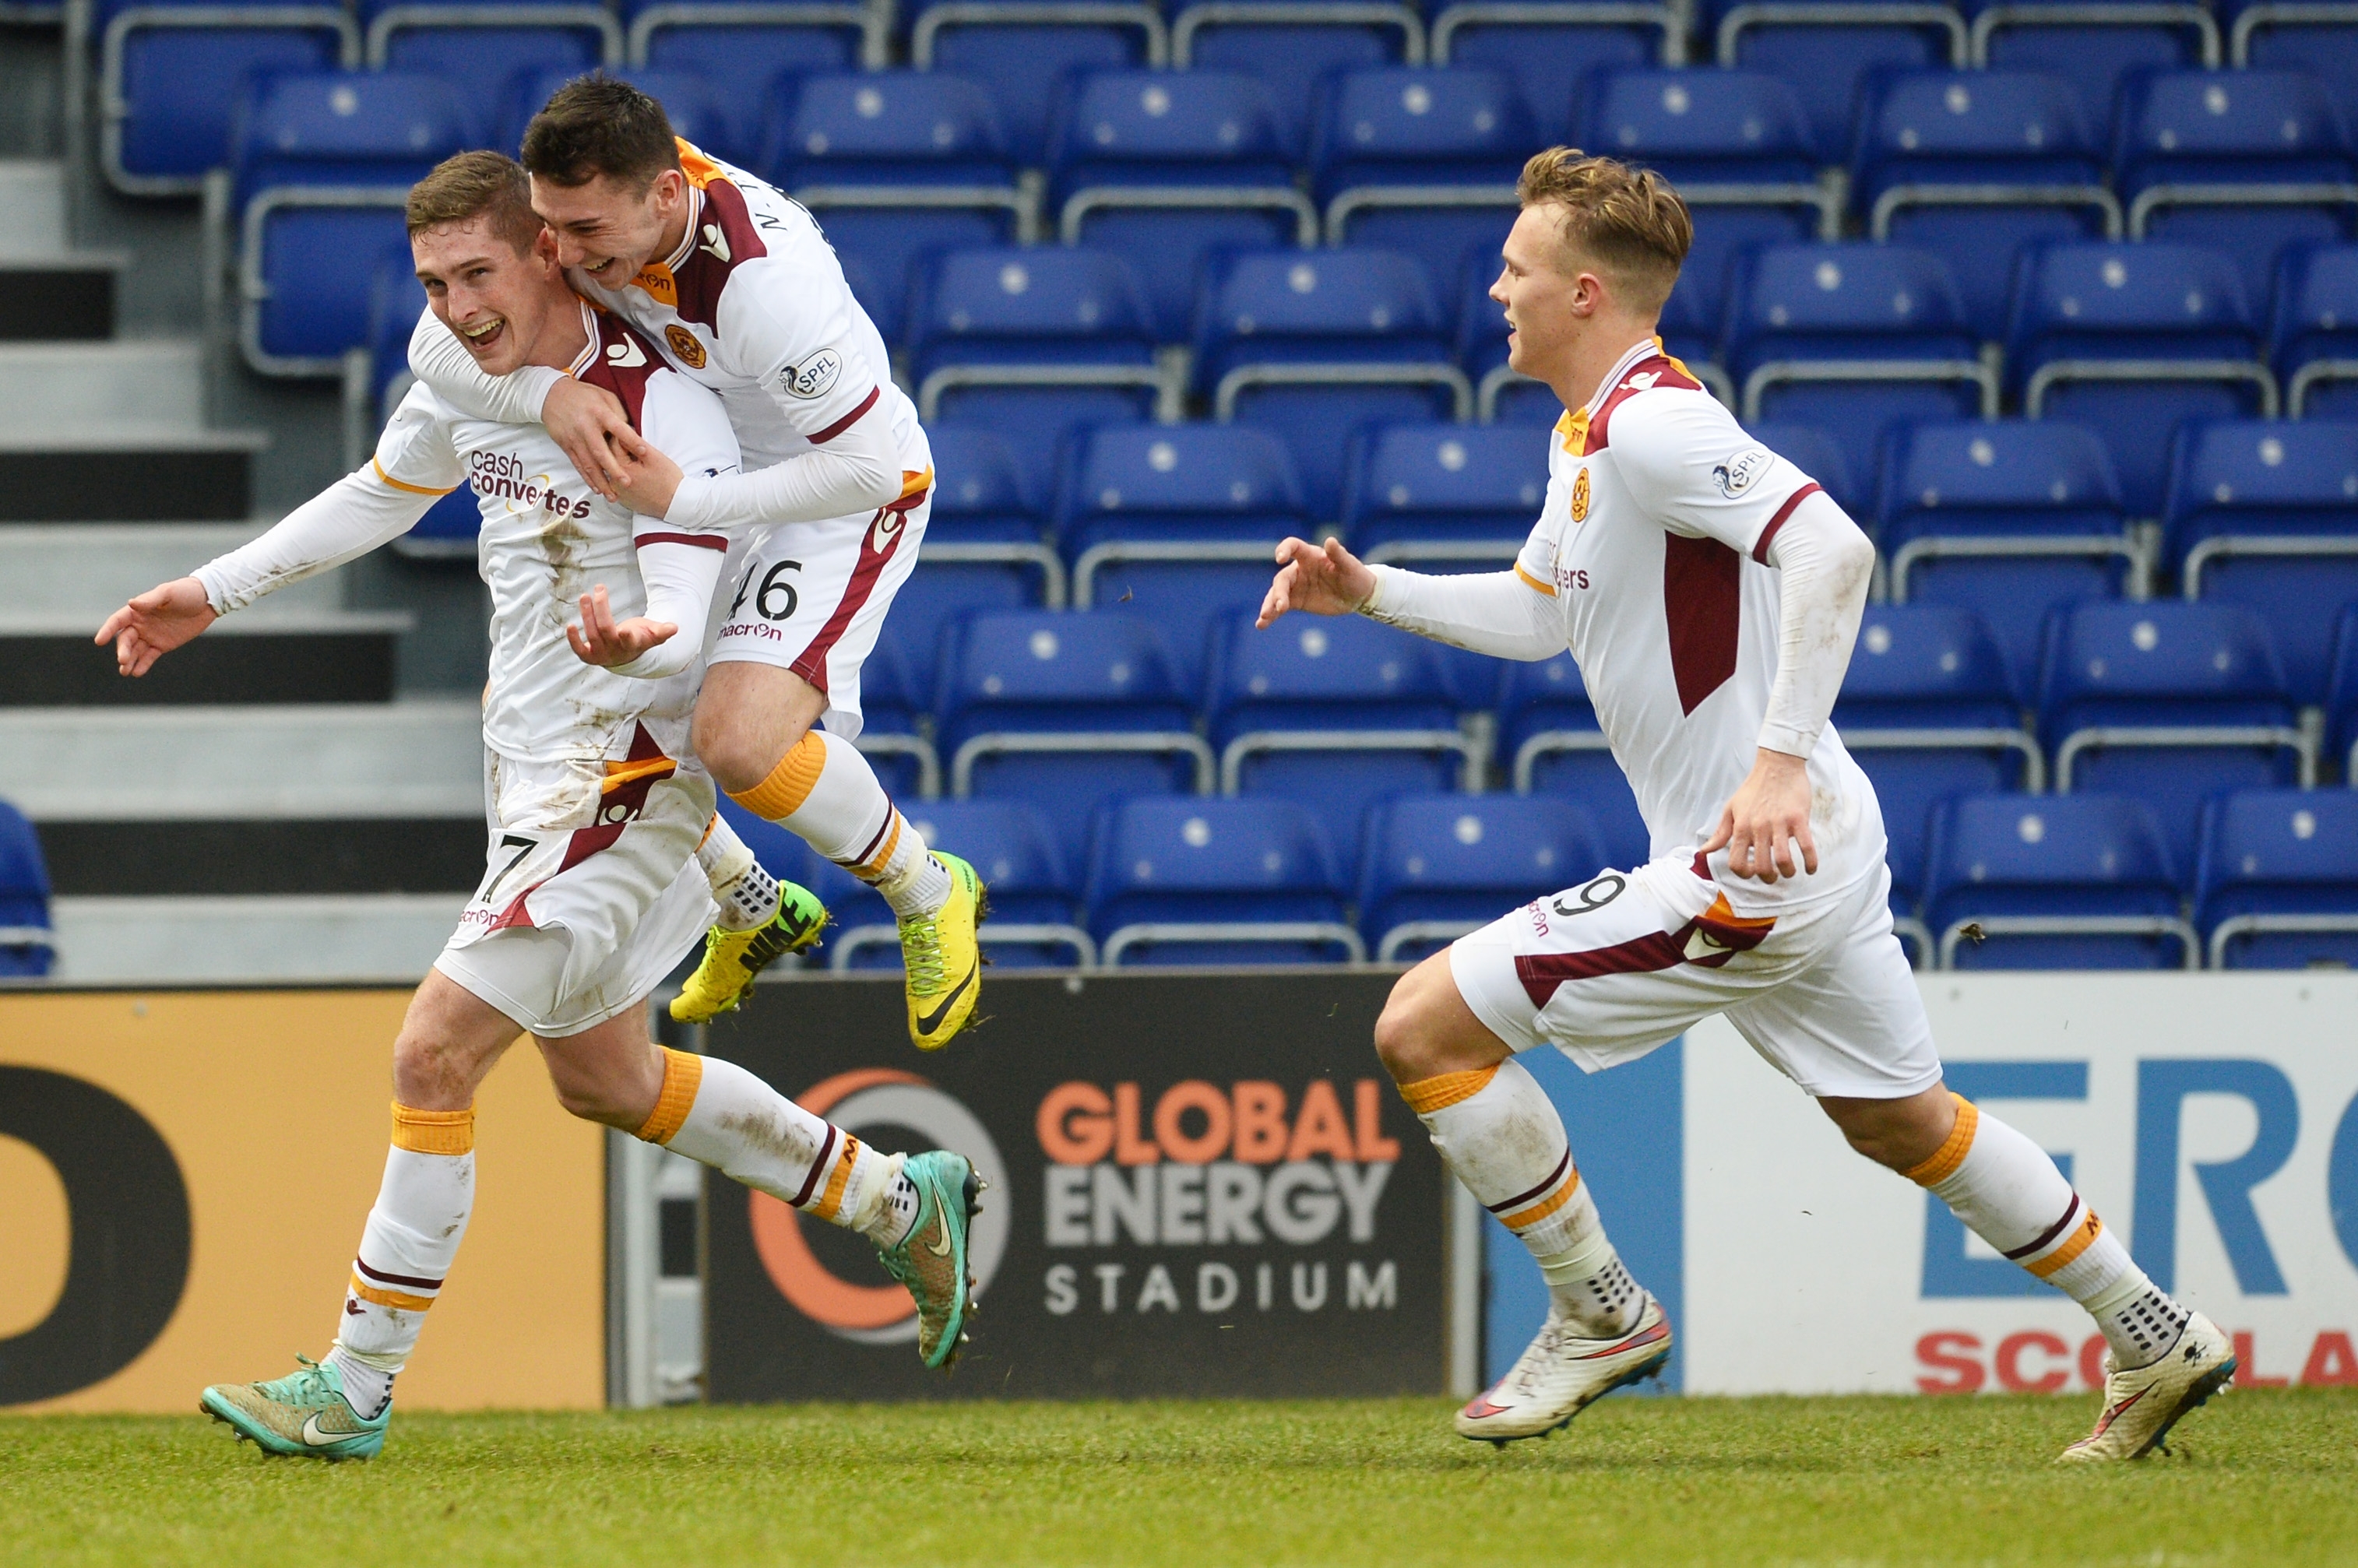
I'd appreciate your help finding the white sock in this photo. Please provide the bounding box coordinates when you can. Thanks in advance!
[635,1046,903,1236]
[1909,1094,2189,1369]
[329,1102,477,1419]
[1403,1057,1641,1336]
[696,813,782,932]
[727,730,950,919]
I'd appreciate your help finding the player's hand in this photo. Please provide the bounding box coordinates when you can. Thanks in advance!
[544,378,645,501]
[95,576,216,677]
[611,441,684,520]
[566,584,676,669]
[1704,747,1818,884]
[1257,536,1377,628]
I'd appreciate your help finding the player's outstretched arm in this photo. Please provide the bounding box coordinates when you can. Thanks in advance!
[95,577,216,677]
[1257,536,1376,627]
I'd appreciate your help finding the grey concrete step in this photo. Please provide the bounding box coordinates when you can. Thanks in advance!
[0,160,67,255]
[0,340,203,434]
[0,431,266,520]
[47,893,470,983]
[0,522,343,620]
[0,608,411,704]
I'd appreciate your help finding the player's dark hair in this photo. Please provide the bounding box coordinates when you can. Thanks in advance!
[521,75,682,192]
[406,150,540,253]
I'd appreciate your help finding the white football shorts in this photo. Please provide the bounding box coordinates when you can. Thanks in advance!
[1449,850,1941,1099]
[706,487,929,740]
[435,740,717,1039]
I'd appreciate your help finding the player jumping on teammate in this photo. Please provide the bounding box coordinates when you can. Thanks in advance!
[1258,148,2235,1462]
[95,153,979,1459]
[405,78,985,1050]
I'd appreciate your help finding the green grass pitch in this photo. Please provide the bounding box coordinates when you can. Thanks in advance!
[4,1391,2353,1566]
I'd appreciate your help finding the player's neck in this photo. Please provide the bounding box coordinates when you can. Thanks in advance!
[520,294,590,372]
[652,197,693,272]
[1559,323,1659,414]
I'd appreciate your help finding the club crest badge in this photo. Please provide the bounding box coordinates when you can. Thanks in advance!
[664,324,707,370]
[1569,466,1591,523]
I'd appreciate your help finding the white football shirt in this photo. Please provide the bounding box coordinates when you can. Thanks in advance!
[1516,336,1886,915]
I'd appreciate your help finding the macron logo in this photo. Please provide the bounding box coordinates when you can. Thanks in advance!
[606,336,646,369]
[699,223,730,264]
[1622,371,1661,392]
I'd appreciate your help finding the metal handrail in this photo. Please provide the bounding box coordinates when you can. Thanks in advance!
[951,730,1218,796]
[917,361,1172,424]
[1892,914,1934,970]
[100,5,361,197]
[238,185,412,378]
[1218,727,1485,794]
[855,733,942,800]
[1891,533,2150,604]
[1512,728,1611,793]
[1841,725,2047,792]
[1323,184,1515,246]
[2128,182,2358,241]
[1375,918,1483,962]
[2231,2,2358,65]
[795,182,1040,244]
[920,539,1069,610]
[1102,919,1367,964]
[1680,178,1847,241]
[1072,539,1283,606]
[2054,723,2317,791]
[1968,2,2218,68]
[1215,361,1474,421]
[364,3,624,66]
[2208,911,2358,969]
[832,919,1099,969]
[1939,912,2201,969]
[1065,185,1318,248]
[1172,1,1424,65]
[1361,539,1522,565]
[1871,183,2123,243]
[2183,534,2358,598]
[1431,2,1681,66]
[1740,357,1999,423]
[628,0,889,69]
[2025,359,2279,420]
[914,2,1170,66]
[2288,358,2358,417]
[1721,2,1967,66]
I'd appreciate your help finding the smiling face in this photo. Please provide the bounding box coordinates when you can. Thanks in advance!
[530,168,687,290]
[413,217,572,375]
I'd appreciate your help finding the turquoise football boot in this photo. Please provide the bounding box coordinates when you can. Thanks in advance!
[201,1355,389,1460]
[875,1150,982,1369]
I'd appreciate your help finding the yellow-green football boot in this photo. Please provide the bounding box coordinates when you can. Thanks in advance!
[670,880,829,1023]
[902,853,986,1050]
[201,1355,389,1460]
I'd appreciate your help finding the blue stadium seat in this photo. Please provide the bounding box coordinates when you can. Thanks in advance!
[1429,0,1676,143]
[499,67,729,163]
[97,0,359,195]
[2008,241,2275,517]
[1360,793,1610,961]
[1745,420,1858,517]
[1342,423,1548,557]
[886,424,1065,691]
[938,610,1212,867]
[913,2,1167,163]
[1197,248,1470,522]
[2040,601,2311,870]
[1582,69,1835,333]
[1834,603,2040,960]
[0,800,55,978]
[904,798,1095,967]
[762,72,1027,347]
[2194,789,2358,968]
[1315,69,1534,294]
[361,0,621,111]
[1725,242,1993,490]
[1856,70,2117,340]
[1208,612,1477,869]
[2327,604,2358,778]
[1709,0,1970,162]
[845,635,940,799]
[1502,650,1652,867]
[1878,419,2135,690]
[1969,0,2223,136]
[626,0,874,128]
[1048,70,1311,343]
[2117,69,2358,310]
[1923,792,2195,967]
[2165,419,2358,705]
[1087,796,1363,965]
[2233,0,2358,125]
[233,72,475,376]
[2274,243,2358,417]
[1174,0,1424,146]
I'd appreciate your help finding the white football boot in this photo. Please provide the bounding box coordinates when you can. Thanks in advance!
[2059,1311,2237,1463]
[1455,1295,1673,1445]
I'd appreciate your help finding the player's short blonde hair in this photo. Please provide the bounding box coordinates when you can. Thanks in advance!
[406,150,540,255]
[1515,148,1692,314]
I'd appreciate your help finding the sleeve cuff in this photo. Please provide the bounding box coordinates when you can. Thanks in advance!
[1756,722,1817,759]
[1357,561,1397,618]
[192,564,234,617]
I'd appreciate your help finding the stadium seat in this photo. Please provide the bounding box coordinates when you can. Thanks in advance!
[1969,0,2223,136]
[1745,420,1857,517]
[845,636,941,800]
[2009,241,2275,517]
[762,72,1029,347]
[2273,243,2358,417]
[1173,0,1424,146]
[1048,69,1311,343]
[1878,419,2137,690]
[2234,0,2358,125]
[1315,68,1533,294]
[1923,792,2196,968]
[827,798,1096,968]
[886,424,1065,688]
[1208,611,1478,869]
[361,0,621,112]
[498,67,729,163]
[2194,788,2358,968]
[1502,650,1652,868]
[1086,795,1363,965]
[937,610,1212,867]
[913,2,1167,163]
[1856,70,2118,340]
[2117,69,2358,310]
[1359,793,1610,961]
[1342,422,1548,557]
[1580,69,1837,334]
[1724,242,1994,490]
[232,72,475,376]
[627,0,878,131]
[1429,0,1677,144]
[0,799,56,978]
[2039,601,2311,871]
[2327,604,2358,779]
[1709,0,1970,162]
[97,0,360,195]
[2165,419,2358,704]
[1196,248,1470,522]
[1833,604,2041,961]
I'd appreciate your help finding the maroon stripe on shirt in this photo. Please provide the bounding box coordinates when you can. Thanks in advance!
[634,531,730,551]
[808,385,880,445]
[787,502,910,694]
[1663,533,1742,715]
[1750,481,1825,565]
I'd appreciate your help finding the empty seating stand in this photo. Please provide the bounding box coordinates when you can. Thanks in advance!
[1431,0,1681,144]
[361,0,622,111]
[1359,792,1609,960]
[912,0,1169,164]
[629,0,885,119]
[1088,795,1364,964]
[1968,0,2222,136]
[1924,790,2198,967]
[2275,243,2358,416]
[1315,67,1534,293]
[2195,787,2358,967]
[1173,0,1426,147]
[1712,0,1970,163]
[1342,421,1549,560]
[1501,649,1652,867]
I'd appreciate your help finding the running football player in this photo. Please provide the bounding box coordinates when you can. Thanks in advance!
[1256,149,2233,1462]
[404,77,984,1050]
[95,153,979,1460]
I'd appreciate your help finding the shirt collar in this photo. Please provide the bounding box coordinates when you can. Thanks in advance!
[656,183,704,273]
[565,300,601,377]
[1578,334,1662,420]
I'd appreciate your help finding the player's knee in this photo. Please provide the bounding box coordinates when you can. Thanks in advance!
[542,1059,631,1127]
[1373,962,1457,1083]
[695,707,800,797]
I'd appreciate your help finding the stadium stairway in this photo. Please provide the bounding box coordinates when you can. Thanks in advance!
[0,153,479,983]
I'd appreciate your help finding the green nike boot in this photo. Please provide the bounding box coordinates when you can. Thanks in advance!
[670,879,829,1022]
[201,1355,389,1460]
[876,1149,982,1369]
